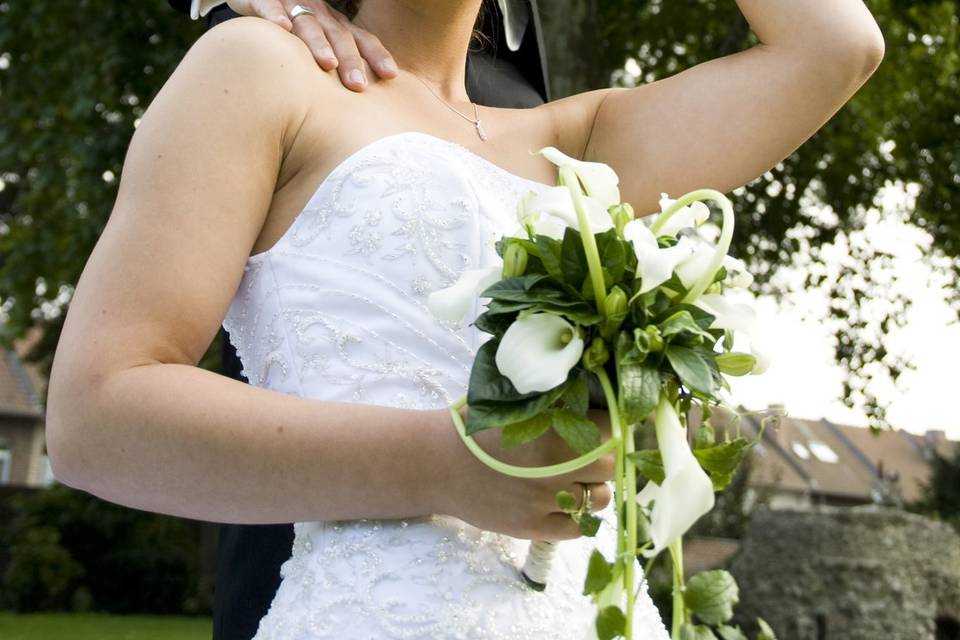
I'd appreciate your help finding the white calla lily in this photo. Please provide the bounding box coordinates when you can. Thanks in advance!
[525,186,615,236]
[674,238,718,290]
[622,217,696,294]
[536,146,621,208]
[722,255,754,288]
[426,262,503,323]
[655,193,710,237]
[694,293,770,374]
[495,312,584,394]
[636,394,716,558]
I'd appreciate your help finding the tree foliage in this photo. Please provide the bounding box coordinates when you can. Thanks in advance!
[542,0,959,430]
[1,1,958,430]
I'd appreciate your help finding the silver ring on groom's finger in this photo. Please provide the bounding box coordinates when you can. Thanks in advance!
[289,4,316,20]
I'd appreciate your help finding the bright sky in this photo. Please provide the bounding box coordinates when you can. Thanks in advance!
[723,180,960,440]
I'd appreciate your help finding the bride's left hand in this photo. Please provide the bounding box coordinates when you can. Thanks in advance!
[226,0,399,91]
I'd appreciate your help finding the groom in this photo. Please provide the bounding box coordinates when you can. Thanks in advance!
[169,1,549,638]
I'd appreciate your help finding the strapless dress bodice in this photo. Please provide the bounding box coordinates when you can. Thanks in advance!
[220,131,668,640]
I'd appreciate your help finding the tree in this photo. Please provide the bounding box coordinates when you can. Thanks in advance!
[542,0,960,430]
[911,445,960,532]
[2,1,959,431]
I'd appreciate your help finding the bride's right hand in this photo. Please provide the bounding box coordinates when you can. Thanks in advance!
[432,405,616,542]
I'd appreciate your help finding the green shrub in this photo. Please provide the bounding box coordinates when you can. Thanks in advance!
[2,526,85,612]
[1,484,207,614]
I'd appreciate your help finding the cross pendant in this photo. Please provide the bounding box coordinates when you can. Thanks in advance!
[475,120,488,142]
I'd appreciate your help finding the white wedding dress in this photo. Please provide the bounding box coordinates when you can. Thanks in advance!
[221,131,670,640]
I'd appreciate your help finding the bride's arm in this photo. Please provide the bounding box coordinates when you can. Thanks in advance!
[542,0,885,216]
[43,17,450,525]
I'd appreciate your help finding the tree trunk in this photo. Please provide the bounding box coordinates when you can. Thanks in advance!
[539,0,608,98]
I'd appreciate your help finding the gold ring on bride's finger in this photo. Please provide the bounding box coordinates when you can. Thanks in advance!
[576,483,592,515]
[289,4,316,20]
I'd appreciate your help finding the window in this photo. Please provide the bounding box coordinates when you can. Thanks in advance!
[0,448,10,484]
[791,441,811,460]
[808,440,839,463]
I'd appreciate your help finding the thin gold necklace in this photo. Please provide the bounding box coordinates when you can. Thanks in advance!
[410,73,488,142]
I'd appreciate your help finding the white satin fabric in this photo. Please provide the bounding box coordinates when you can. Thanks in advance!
[221,132,669,639]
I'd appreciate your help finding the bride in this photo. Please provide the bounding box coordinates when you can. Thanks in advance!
[45,0,884,637]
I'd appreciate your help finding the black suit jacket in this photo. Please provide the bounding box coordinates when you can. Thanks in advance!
[170,2,548,638]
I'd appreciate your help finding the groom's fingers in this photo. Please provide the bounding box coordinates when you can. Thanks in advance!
[340,15,398,80]
[280,1,340,71]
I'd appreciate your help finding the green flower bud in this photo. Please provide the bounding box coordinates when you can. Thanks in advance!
[609,203,635,237]
[503,243,529,279]
[715,352,757,376]
[601,286,629,339]
[694,422,716,450]
[633,327,651,357]
[644,325,664,353]
[582,336,609,371]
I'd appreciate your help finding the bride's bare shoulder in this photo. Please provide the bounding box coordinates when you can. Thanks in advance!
[173,16,339,108]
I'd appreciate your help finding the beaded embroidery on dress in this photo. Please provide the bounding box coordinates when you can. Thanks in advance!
[221,131,670,640]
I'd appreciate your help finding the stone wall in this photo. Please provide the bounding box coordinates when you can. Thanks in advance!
[728,506,960,640]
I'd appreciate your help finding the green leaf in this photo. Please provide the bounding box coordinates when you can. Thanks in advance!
[660,309,715,341]
[552,408,602,456]
[560,226,588,288]
[534,234,564,281]
[466,339,541,404]
[756,618,777,640]
[500,411,553,449]
[562,369,590,416]
[595,228,627,282]
[693,438,752,491]
[615,330,660,425]
[717,625,749,640]
[666,345,715,395]
[684,570,740,626]
[627,450,665,485]
[681,624,720,640]
[556,490,578,512]
[577,512,603,536]
[582,549,613,595]
[595,605,627,640]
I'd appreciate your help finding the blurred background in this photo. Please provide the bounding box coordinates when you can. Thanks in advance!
[0,0,958,638]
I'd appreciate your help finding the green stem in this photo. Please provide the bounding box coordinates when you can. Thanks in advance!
[668,539,686,639]
[560,166,607,313]
[449,395,619,479]
[596,367,637,639]
[648,188,735,304]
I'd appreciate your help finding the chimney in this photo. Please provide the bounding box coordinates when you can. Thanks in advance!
[763,402,787,445]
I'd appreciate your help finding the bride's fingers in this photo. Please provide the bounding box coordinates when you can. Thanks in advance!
[572,482,612,512]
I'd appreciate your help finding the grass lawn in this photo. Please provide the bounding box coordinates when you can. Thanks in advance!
[0,612,212,640]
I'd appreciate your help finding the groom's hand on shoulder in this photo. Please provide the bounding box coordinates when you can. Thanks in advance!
[198,0,398,91]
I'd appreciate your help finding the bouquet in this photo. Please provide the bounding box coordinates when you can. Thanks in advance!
[428,148,779,640]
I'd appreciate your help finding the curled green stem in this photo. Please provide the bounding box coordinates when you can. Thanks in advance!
[648,188,735,304]
[449,394,619,479]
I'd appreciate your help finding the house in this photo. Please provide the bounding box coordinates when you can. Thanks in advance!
[0,326,53,488]
[689,401,957,511]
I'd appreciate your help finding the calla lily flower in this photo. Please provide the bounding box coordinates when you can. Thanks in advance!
[636,394,716,558]
[536,147,621,208]
[722,255,754,288]
[694,293,770,374]
[495,312,584,394]
[622,217,696,294]
[521,186,615,239]
[655,193,710,237]
[426,262,503,323]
